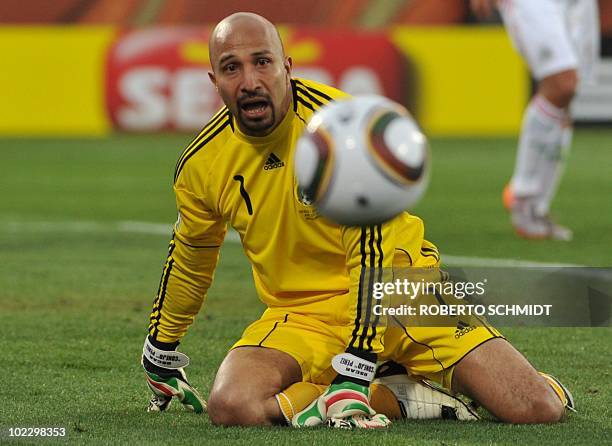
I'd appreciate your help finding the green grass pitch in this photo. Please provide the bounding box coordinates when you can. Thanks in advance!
[1,130,610,445]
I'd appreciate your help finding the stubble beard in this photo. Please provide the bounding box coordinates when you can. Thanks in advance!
[238,106,276,136]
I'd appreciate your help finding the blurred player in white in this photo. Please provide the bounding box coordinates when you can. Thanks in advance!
[471,0,600,240]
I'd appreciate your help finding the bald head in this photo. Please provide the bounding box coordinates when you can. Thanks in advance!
[207,12,293,137]
[209,12,284,67]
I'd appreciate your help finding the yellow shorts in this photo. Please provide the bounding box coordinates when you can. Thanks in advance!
[232,307,503,389]
[232,246,503,389]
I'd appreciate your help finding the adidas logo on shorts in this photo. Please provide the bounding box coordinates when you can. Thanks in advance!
[264,153,285,170]
[454,320,475,339]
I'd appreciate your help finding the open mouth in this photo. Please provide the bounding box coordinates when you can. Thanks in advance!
[239,99,270,120]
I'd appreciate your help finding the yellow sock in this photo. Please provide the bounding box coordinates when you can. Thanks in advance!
[276,382,326,423]
[370,383,403,419]
[276,382,403,423]
[539,372,572,409]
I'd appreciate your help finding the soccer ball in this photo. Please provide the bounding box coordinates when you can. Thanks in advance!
[294,95,430,226]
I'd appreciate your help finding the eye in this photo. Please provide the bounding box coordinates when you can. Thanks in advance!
[223,63,237,73]
[257,58,271,66]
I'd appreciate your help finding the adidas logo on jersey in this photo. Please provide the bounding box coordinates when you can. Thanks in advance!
[264,153,285,170]
[454,320,475,339]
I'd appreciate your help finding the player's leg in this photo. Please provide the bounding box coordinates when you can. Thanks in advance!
[528,0,600,228]
[208,346,302,426]
[533,70,577,219]
[539,70,578,109]
[279,366,479,424]
[509,73,575,240]
[451,338,564,423]
[209,309,348,426]
[389,249,568,424]
[499,0,579,239]
[391,324,570,424]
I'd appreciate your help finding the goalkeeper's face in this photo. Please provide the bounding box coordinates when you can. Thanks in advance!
[209,13,293,137]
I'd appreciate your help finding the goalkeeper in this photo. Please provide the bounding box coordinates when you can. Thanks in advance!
[142,12,573,427]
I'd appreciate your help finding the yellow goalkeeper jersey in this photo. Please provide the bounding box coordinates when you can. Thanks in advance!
[148,78,436,354]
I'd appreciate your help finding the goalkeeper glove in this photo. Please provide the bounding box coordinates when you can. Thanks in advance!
[142,336,206,414]
[292,381,390,428]
[326,414,391,429]
[293,350,391,428]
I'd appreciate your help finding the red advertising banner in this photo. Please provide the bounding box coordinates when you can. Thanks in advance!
[106,27,406,131]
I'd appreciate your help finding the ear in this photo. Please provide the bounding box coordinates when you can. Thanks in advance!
[208,71,218,91]
[285,57,293,76]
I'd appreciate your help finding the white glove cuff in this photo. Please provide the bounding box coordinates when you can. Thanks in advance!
[332,353,376,382]
[143,337,190,369]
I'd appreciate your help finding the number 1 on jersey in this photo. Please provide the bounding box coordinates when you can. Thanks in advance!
[233,175,253,215]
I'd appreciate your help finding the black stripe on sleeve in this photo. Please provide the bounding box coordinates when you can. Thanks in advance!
[358,225,377,350]
[291,79,299,113]
[375,225,384,267]
[152,239,176,310]
[297,96,315,112]
[349,227,368,348]
[296,86,325,107]
[228,113,235,132]
[294,79,334,101]
[366,224,384,350]
[174,108,228,175]
[149,240,176,339]
[174,117,231,183]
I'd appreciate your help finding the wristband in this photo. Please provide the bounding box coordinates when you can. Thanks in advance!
[143,336,190,369]
[332,352,376,382]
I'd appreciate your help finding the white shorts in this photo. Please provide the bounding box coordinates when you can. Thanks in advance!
[499,0,599,82]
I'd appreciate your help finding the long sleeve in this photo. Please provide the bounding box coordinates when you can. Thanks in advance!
[147,172,226,344]
[342,222,396,355]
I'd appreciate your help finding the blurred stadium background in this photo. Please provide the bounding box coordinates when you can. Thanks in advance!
[2,0,612,136]
[1,1,611,444]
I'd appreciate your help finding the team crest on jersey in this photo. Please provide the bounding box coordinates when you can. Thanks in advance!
[298,187,313,206]
[294,182,319,220]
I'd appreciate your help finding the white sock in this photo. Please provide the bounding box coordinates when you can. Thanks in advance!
[535,125,573,216]
[510,95,568,211]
